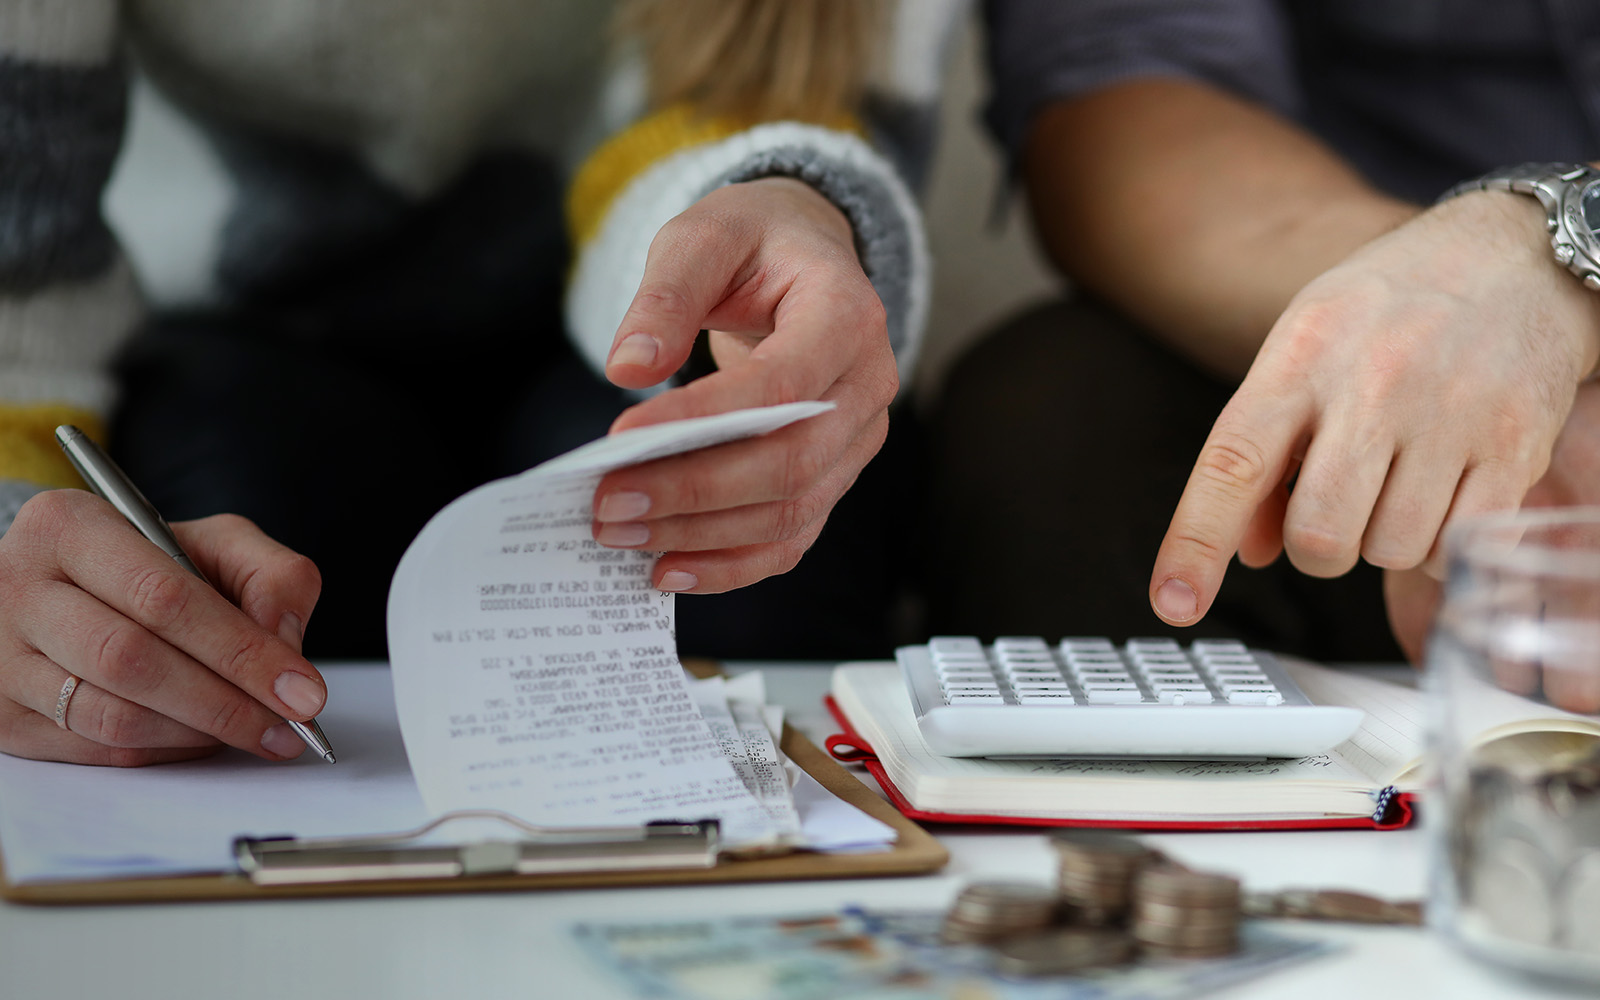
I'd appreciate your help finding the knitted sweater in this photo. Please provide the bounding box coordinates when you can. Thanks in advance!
[0,0,960,530]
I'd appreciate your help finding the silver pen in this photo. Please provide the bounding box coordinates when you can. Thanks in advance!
[54,424,336,763]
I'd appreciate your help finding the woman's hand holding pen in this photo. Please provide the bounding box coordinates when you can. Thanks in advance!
[590,177,898,593]
[0,493,326,766]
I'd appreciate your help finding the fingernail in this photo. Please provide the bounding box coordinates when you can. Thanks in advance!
[1154,579,1199,622]
[658,570,698,592]
[597,490,651,521]
[596,522,650,547]
[261,723,306,758]
[610,333,659,368]
[277,612,304,654]
[274,671,325,717]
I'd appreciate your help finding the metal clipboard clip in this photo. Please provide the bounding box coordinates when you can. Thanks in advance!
[233,810,720,886]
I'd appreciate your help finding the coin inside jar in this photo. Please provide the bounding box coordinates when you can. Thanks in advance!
[992,927,1137,977]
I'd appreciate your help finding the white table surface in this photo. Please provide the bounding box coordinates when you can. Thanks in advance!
[0,662,1587,1000]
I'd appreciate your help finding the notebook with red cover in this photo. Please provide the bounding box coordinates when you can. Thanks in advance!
[824,660,1424,831]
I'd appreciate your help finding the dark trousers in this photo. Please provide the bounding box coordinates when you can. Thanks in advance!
[921,296,1402,661]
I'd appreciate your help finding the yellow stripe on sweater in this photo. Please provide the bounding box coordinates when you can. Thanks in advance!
[566,104,861,250]
[0,404,106,489]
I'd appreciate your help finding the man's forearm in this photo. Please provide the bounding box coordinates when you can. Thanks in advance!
[1022,77,1416,378]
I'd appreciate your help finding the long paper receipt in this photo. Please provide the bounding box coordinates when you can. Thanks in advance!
[386,401,832,849]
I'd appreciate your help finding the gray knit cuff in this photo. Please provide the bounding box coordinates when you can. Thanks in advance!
[700,144,930,381]
[0,479,48,536]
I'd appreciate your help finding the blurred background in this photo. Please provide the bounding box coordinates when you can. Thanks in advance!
[102,10,1058,410]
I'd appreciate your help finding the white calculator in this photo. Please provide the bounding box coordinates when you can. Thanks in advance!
[896,636,1364,759]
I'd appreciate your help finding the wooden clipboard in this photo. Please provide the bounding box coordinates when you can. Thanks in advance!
[1,690,947,906]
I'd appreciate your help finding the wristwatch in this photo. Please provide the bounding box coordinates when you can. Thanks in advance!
[1440,162,1600,291]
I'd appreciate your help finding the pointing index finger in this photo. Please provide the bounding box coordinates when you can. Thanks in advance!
[1152,392,1309,625]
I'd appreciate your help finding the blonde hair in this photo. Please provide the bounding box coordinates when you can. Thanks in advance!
[617,0,886,124]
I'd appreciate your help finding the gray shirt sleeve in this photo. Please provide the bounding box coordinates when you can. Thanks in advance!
[982,0,1303,162]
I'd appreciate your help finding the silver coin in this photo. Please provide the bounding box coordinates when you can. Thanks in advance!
[1558,849,1600,949]
[957,881,1059,908]
[1472,836,1556,947]
[1139,939,1239,960]
[1050,830,1151,860]
[1132,899,1241,929]
[1135,866,1241,907]
[992,927,1136,977]
[1132,920,1239,949]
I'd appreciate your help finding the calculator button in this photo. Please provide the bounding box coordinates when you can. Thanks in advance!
[934,665,992,681]
[1059,637,1115,651]
[1225,689,1284,706]
[1001,656,1056,669]
[1074,668,1132,679]
[946,694,1005,705]
[1158,691,1216,705]
[1126,638,1181,652]
[994,636,1049,652]
[1018,694,1077,705]
[1067,647,1122,658]
[1133,653,1189,664]
[929,636,984,653]
[1216,676,1274,689]
[1202,658,1262,671]
[1192,639,1248,653]
[1085,688,1146,704]
[1210,672,1269,684]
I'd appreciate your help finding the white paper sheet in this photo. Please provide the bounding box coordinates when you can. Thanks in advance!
[0,665,429,884]
[386,402,832,847]
[690,678,802,840]
[0,663,892,885]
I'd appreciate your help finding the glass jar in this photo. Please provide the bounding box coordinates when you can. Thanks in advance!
[1428,507,1600,985]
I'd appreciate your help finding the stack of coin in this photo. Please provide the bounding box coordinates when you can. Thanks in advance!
[992,927,1136,977]
[941,881,1060,944]
[1130,864,1242,958]
[1050,830,1155,925]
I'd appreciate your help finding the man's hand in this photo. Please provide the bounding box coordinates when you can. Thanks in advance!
[1385,378,1600,711]
[1151,190,1600,626]
[0,493,324,765]
[589,177,897,593]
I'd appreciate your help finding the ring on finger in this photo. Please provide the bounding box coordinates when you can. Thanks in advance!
[54,674,81,731]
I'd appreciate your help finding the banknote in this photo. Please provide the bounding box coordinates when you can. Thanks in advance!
[572,907,1333,1000]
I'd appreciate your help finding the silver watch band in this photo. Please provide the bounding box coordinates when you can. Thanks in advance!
[1439,162,1600,291]
[1441,162,1592,210]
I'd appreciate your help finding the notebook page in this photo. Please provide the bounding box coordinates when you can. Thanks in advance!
[1450,670,1600,749]
[388,403,831,849]
[1279,659,1427,786]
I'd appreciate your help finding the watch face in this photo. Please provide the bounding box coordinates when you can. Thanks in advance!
[1582,178,1600,235]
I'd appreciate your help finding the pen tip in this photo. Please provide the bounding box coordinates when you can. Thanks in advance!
[323,751,337,764]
